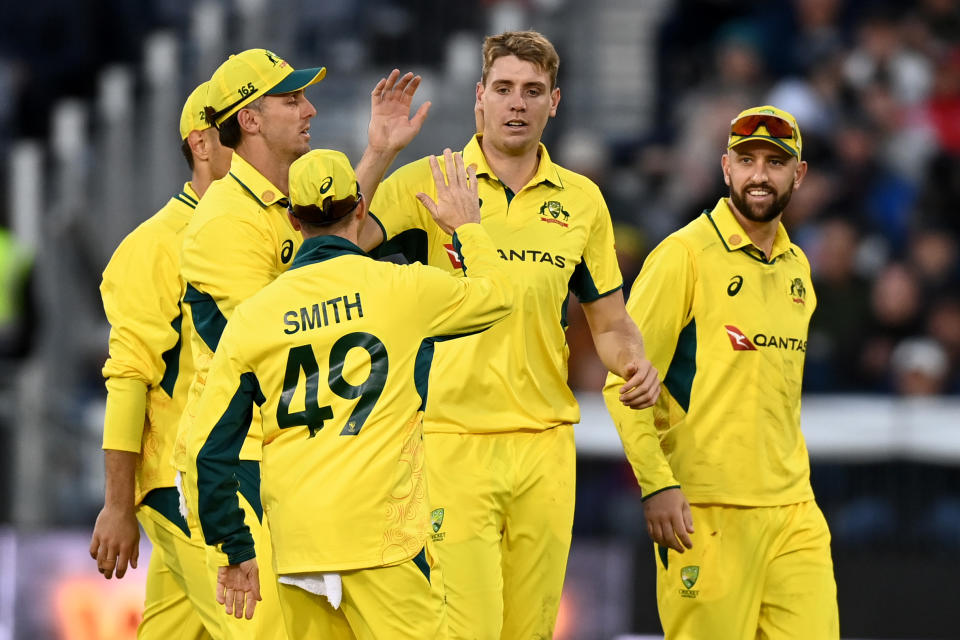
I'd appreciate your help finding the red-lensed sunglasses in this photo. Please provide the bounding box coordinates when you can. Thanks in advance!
[730,114,796,139]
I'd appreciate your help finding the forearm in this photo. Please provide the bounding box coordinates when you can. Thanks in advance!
[354,146,399,212]
[103,449,138,511]
[591,315,646,378]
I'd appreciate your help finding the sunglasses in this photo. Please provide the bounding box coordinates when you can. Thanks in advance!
[730,114,796,140]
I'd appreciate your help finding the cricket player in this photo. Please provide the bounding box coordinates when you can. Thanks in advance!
[359,31,660,638]
[90,80,232,638]
[172,48,430,638]
[603,106,839,639]
[186,147,512,638]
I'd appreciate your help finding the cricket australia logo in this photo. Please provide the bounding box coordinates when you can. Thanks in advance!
[679,565,700,598]
[789,277,806,305]
[431,508,445,542]
[538,200,569,228]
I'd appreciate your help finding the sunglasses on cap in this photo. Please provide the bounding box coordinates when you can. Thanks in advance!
[730,114,796,140]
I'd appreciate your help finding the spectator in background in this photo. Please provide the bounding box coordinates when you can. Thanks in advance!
[861,263,925,390]
[926,295,960,392]
[890,337,950,395]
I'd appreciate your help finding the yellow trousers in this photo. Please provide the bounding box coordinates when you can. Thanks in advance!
[656,501,839,639]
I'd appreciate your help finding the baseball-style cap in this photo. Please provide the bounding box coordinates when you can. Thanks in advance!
[179,81,213,140]
[205,48,326,126]
[288,149,362,225]
[727,105,802,159]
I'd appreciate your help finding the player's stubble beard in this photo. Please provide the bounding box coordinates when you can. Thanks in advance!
[729,180,795,223]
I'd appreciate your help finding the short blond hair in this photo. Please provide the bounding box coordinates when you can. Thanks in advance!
[481,30,560,89]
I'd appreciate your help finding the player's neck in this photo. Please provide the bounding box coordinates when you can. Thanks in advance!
[480,137,540,194]
[236,141,291,196]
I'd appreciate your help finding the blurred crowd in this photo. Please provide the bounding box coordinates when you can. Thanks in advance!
[564,0,960,397]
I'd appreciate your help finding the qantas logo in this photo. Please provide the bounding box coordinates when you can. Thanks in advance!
[443,243,463,268]
[725,325,757,351]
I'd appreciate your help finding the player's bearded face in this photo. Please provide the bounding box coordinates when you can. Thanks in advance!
[477,55,559,155]
[258,91,317,163]
[730,177,794,223]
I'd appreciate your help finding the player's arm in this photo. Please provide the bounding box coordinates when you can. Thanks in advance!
[89,450,139,579]
[581,292,659,409]
[354,69,431,210]
[91,231,181,577]
[601,237,696,552]
[414,150,513,334]
[181,217,276,351]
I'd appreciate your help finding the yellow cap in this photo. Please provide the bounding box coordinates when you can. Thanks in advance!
[727,105,802,159]
[206,48,326,126]
[288,149,360,224]
[179,81,213,140]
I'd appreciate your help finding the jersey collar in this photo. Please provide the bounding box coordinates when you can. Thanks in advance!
[706,198,794,262]
[463,135,564,190]
[290,235,366,270]
[173,181,201,209]
[227,154,289,209]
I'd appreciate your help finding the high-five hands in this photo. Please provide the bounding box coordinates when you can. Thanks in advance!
[416,149,481,236]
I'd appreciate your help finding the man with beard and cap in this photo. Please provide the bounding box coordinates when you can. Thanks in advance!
[603,105,840,639]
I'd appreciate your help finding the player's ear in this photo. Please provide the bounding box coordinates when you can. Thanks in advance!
[793,159,808,189]
[187,129,207,161]
[549,87,561,117]
[721,153,732,186]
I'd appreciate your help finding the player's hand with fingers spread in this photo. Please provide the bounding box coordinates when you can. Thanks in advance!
[89,504,139,579]
[619,358,660,409]
[368,69,432,155]
[217,559,261,620]
[416,148,481,236]
[643,487,695,553]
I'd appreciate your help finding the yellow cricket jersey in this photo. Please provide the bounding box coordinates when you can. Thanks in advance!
[604,198,817,506]
[370,135,622,434]
[101,183,200,505]
[185,224,513,571]
[174,153,302,469]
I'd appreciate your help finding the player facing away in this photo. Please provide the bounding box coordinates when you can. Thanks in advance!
[358,30,660,638]
[186,148,513,639]
[603,106,840,639]
[90,81,232,638]
[171,48,430,639]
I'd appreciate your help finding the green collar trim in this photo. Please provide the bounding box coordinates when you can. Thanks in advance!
[290,235,366,269]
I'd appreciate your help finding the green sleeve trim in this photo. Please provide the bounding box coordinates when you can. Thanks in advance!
[642,484,682,502]
[367,211,387,247]
[663,319,697,412]
[196,372,266,564]
[140,487,190,537]
[184,283,228,352]
[451,232,466,274]
[157,311,183,397]
[569,261,622,303]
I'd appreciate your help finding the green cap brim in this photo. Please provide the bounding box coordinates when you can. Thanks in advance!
[268,67,326,95]
[729,134,799,157]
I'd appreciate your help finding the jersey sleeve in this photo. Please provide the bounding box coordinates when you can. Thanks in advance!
[410,223,513,338]
[187,315,262,564]
[570,192,623,302]
[100,228,182,451]
[368,160,432,243]
[181,215,275,352]
[602,236,695,497]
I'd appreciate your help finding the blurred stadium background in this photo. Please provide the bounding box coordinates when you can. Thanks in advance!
[0,0,958,638]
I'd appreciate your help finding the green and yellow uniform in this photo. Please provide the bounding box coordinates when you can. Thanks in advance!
[175,152,299,639]
[186,223,512,638]
[369,134,622,638]
[603,198,838,639]
[100,183,217,639]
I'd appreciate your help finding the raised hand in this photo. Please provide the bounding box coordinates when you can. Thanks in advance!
[368,69,432,155]
[416,148,480,236]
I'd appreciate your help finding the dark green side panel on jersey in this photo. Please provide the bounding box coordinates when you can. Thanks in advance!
[663,319,697,413]
[196,372,266,563]
[141,487,190,537]
[371,228,430,265]
[414,332,483,411]
[158,312,183,397]
[184,283,228,352]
